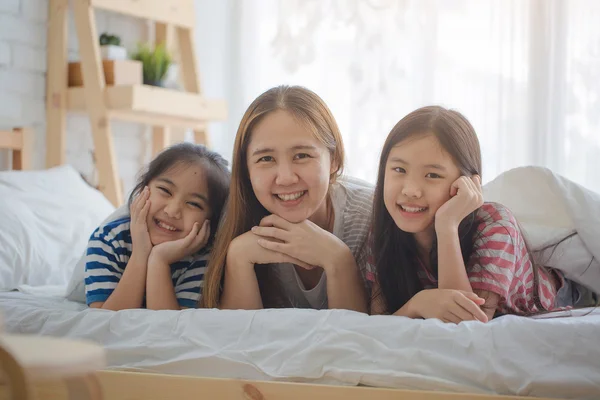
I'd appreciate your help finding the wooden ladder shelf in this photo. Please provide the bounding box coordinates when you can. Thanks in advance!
[46,0,227,206]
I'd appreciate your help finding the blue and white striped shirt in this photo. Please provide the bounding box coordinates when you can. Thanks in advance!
[84,216,208,308]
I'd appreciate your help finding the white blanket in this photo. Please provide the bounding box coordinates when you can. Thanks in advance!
[1,291,599,399]
[484,166,600,294]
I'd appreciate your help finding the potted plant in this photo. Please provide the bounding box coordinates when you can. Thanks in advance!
[131,43,172,87]
[99,33,127,60]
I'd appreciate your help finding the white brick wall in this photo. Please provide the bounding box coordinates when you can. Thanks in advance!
[0,0,19,15]
[0,0,151,195]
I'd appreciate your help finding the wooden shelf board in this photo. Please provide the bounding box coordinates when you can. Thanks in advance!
[90,0,195,28]
[67,85,227,127]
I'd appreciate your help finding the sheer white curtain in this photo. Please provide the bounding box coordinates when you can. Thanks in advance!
[226,0,600,193]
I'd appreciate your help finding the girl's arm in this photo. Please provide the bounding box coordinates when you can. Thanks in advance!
[434,176,484,292]
[436,226,473,292]
[472,290,501,321]
[145,255,180,310]
[394,289,488,322]
[89,188,154,310]
[89,251,149,310]
[145,221,210,310]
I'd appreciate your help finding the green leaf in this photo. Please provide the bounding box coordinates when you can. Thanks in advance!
[130,42,172,84]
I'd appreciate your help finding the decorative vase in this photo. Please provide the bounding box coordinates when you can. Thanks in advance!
[100,45,127,60]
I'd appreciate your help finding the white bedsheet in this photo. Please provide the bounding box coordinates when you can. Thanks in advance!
[1,291,599,399]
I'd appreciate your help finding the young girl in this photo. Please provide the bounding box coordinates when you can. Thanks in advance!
[368,106,595,322]
[200,85,373,312]
[84,143,230,310]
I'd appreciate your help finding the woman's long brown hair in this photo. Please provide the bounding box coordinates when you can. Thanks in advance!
[200,85,345,308]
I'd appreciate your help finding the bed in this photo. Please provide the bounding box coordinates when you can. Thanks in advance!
[1,289,600,400]
[1,129,599,400]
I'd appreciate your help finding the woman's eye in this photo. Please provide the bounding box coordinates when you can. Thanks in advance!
[426,173,442,179]
[294,153,311,160]
[258,156,274,163]
[393,167,406,173]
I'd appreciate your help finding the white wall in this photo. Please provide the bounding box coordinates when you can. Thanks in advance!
[193,0,241,167]
[0,0,235,197]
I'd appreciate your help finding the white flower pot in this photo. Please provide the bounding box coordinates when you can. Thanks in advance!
[100,45,127,60]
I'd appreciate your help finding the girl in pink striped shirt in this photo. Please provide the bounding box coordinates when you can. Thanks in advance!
[367,106,595,322]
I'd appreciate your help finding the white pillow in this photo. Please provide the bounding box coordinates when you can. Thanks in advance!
[0,165,115,291]
[65,204,128,303]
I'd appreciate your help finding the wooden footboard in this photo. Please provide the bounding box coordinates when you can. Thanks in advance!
[0,370,556,400]
[0,127,33,170]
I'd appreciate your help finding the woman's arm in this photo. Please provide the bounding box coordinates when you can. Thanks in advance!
[252,215,368,313]
[220,238,264,309]
[219,231,312,309]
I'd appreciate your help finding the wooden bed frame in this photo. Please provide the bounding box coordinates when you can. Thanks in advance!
[0,370,554,400]
[0,127,33,171]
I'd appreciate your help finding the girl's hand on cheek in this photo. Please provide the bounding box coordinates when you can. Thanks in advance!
[434,175,483,231]
[252,214,350,272]
[151,220,210,265]
[130,186,153,258]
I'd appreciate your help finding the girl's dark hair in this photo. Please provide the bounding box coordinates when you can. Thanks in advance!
[372,106,549,314]
[128,142,230,247]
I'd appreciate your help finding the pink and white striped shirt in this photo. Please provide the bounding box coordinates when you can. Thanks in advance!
[366,202,563,314]
[462,202,561,314]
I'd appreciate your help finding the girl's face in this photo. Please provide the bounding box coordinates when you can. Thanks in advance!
[383,133,462,247]
[146,162,211,245]
[246,110,334,224]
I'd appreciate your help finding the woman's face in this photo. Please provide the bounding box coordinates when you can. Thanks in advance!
[246,110,334,223]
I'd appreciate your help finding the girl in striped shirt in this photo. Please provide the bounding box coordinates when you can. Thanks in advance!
[368,106,595,322]
[84,143,230,310]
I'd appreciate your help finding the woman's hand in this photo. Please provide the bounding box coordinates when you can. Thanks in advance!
[150,220,210,265]
[401,289,489,323]
[228,229,313,270]
[435,175,483,231]
[251,214,351,273]
[130,186,153,258]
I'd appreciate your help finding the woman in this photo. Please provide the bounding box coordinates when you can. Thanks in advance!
[200,85,373,312]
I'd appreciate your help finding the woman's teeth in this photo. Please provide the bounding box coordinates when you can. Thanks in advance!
[276,191,305,201]
[400,205,427,213]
